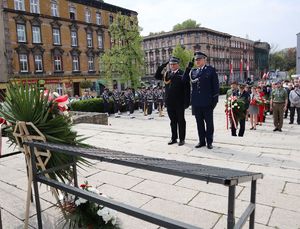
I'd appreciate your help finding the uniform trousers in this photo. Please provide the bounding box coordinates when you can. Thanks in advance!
[231,118,246,137]
[193,106,214,145]
[167,107,186,141]
[272,103,285,129]
[114,101,120,114]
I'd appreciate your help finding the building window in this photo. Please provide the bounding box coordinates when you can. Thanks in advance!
[19,54,28,72]
[96,12,102,25]
[14,0,25,11]
[109,15,114,24]
[87,32,93,47]
[30,0,40,14]
[88,56,94,71]
[72,56,80,71]
[54,55,62,71]
[34,54,43,72]
[17,24,26,42]
[85,8,91,23]
[71,31,78,47]
[97,33,103,49]
[69,5,76,20]
[52,28,61,45]
[51,1,59,17]
[32,26,41,43]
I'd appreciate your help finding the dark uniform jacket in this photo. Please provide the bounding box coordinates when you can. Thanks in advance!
[155,68,190,109]
[188,65,219,108]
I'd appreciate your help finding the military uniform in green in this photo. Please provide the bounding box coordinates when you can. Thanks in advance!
[271,86,288,131]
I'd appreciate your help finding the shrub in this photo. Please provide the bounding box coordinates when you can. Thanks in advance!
[70,98,133,113]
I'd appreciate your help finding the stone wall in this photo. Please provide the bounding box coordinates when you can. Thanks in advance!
[70,111,108,125]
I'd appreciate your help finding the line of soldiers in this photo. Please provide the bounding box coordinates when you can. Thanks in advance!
[101,87,166,119]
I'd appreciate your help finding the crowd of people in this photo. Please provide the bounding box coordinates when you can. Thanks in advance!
[67,51,300,150]
[225,78,300,137]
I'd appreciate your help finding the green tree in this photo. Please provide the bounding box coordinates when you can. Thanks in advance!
[100,13,144,89]
[172,19,200,31]
[172,44,194,69]
[269,47,296,73]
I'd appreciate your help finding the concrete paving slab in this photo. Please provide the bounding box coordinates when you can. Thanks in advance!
[1,95,300,228]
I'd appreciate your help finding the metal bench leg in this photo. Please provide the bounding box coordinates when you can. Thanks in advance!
[30,146,43,229]
[249,180,257,229]
[0,206,2,229]
[227,185,236,229]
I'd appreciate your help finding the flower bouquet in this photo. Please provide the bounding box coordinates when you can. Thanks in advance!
[225,96,246,129]
[60,181,121,229]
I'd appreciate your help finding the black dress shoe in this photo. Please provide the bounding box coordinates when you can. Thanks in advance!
[207,144,213,149]
[273,128,278,131]
[178,140,185,146]
[168,139,177,145]
[195,142,206,148]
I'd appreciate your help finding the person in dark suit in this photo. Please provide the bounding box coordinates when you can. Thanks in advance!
[155,57,190,146]
[183,51,219,149]
[231,83,250,137]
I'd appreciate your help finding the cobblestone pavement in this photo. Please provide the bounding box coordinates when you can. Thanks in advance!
[1,95,300,229]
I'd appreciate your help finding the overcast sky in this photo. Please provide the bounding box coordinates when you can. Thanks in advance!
[108,0,300,51]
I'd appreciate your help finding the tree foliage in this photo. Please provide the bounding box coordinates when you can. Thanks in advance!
[172,44,194,70]
[148,31,165,36]
[269,47,296,74]
[100,13,144,89]
[172,19,200,31]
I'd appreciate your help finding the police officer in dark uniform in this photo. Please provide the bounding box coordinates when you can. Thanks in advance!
[102,88,110,116]
[155,56,190,146]
[184,51,219,149]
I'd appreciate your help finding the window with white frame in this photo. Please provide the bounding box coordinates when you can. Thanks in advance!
[87,32,93,47]
[85,8,91,23]
[97,34,103,49]
[69,5,76,20]
[34,54,43,72]
[54,55,62,71]
[30,0,40,14]
[52,28,61,45]
[88,56,94,71]
[32,26,41,43]
[96,12,102,25]
[19,54,28,72]
[17,24,26,42]
[14,0,25,11]
[72,56,79,71]
[51,1,59,17]
[71,31,78,47]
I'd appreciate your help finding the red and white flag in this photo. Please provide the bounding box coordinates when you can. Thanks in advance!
[230,59,233,75]
[240,58,243,73]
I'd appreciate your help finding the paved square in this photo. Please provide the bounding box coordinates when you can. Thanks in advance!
[1,95,300,228]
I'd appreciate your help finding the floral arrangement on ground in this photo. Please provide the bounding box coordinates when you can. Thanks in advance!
[60,181,121,229]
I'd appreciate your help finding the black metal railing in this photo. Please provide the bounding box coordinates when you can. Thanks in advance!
[25,141,263,229]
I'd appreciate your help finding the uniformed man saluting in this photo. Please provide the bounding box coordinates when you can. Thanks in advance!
[183,51,219,149]
[155,57,190,146]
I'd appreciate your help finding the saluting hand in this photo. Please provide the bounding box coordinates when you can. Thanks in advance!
[161,61,169,69]
[187,58,194,68]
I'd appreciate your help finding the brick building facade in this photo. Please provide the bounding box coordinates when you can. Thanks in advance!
[143,28,269,83]
[0,0,136,96]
